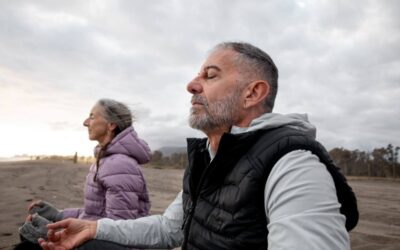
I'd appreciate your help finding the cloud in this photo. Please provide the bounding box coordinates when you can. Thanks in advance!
[48,121,80,131]
[0,0,399,156]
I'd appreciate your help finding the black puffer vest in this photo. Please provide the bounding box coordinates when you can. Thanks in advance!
[181,127,358,250]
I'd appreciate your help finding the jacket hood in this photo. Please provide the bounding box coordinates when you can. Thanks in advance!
[230,113,316,139]
[95,127,151,164]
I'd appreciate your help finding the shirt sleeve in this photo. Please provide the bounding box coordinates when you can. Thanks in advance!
[95,190,184,249]
[265,150,350,250]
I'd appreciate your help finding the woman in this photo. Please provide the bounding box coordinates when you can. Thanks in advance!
[17,98,151,249]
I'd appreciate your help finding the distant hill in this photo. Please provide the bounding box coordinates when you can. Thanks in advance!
[157,146,187,157]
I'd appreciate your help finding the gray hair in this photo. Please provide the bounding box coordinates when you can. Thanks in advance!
[212,42,279,112]
[96,98,134,135]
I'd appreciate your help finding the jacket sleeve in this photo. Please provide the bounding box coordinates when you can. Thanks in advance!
[99,156,150,220]
[61,208,84,219]
[265,150,350,250]
[95,191,184,248]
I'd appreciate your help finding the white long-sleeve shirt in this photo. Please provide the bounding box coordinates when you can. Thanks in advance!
[96,149,349,249]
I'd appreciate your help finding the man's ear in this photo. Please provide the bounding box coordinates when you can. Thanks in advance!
[243,80,270,108]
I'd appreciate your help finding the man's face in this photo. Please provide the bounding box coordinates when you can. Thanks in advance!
[187,49,245,132]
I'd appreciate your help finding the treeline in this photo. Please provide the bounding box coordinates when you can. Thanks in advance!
[149,143,400,178]
[330,144,400,178]
[30,143,399,178]
[34,153,95,164]
[149,150,187,169]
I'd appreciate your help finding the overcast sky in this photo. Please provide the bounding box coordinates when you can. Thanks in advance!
[0,0,399,157]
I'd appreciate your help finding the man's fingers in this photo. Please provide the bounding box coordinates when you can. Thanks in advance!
[39,242,48,250]
[38,238,49,250]
[47,219,70,230]
[40,240,58,250]
[55,230,63,239]
[46,241,55,250]
[47,229,59,242]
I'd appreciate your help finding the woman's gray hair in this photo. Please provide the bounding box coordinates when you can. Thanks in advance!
[212,42,279,112]
[96,98,134,135]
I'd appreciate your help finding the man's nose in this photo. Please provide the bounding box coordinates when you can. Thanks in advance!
[187,77,203,94]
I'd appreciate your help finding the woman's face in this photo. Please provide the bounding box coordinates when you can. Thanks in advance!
[83,104,114,145]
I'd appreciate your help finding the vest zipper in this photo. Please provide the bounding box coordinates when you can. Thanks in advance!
[182,149,214,248]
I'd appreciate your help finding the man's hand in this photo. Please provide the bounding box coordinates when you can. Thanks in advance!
[38,218,97,250]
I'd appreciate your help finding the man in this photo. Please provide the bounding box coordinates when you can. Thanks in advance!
[39,42,358,250]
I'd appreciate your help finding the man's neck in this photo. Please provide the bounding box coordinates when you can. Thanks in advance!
[205,128,229,154]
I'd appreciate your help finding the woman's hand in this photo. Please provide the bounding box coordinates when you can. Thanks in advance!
[38,218,97,250]
[29,200,63,221]
[19,214,50,243]
[28,200,43,211]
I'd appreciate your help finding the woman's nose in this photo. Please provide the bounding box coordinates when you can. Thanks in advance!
[83,118,89,127]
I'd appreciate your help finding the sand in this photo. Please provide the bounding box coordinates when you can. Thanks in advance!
[0,160,399,249]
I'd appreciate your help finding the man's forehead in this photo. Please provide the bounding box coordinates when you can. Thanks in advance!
[201,49,237,71]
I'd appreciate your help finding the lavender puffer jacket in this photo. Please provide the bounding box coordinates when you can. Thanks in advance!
[62,127,151,220]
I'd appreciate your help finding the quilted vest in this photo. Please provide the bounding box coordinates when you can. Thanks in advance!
[181,127,358,250]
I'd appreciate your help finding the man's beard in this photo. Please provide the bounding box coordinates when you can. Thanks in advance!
[189,87,242,131]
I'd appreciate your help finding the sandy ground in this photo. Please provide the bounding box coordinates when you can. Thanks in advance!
[0,160,399,250]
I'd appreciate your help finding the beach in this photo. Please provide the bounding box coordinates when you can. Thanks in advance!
[0,160,399,249]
